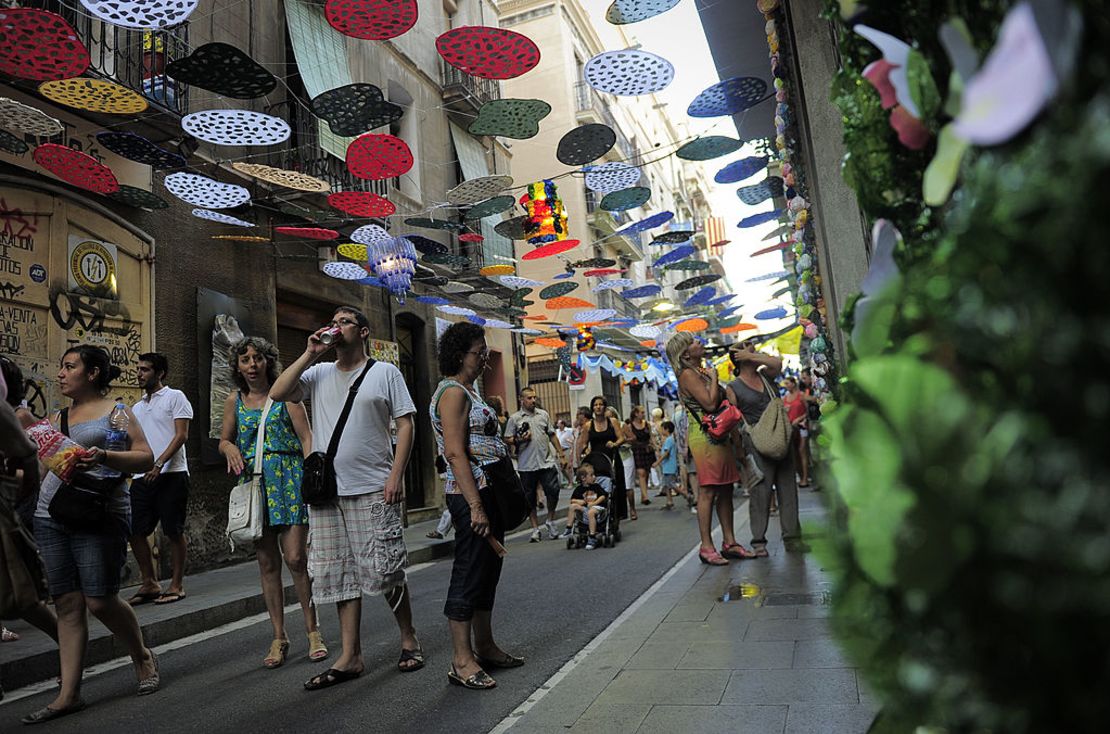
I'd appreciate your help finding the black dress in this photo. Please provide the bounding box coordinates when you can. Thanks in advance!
[630,422,654,470]
[584,418,628,520]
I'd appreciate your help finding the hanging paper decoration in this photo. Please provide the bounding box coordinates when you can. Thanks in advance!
[460,233,485,244]
[350,223,390,246]
[748,270,789,282]
[557,124,616,166]
[651,244,697,268]
[38,78,147,114]
[676,136,742,161]
[407,235,449,255]
[465,195,515,220]
[212,234,267,243]
[325,0,418,41]
[232,162,330,193]
[522,239,579,260]
[629,324,660,339]
[600,187,651,212]
[95,131,185,169]
[469,292,505,310]
[652,230,695,245]
[192,208,253,227]
[751,241,789,257]
[366,236,417,302]
[584,49,675,97]
[165,42,277,99]
[337,243,368,260]
[311,83,403,137]
[585,162,642,193]
[688,76,769,118]
[546,296,594,310]
[605,0,681,25]
[498,275,540,289]
[182,109,291,146]
[617,211,674,236]
[513,327,544,336]
[520,180,569,245]
[683,287,717,308]
[583,269,624,277]
[437,304,477,316]
[483,319,515,329]
[664,259,711,271]
[576,327,596,351]
[415,295,449,305]
[424,252,470,269]
[0,129,28,155]
[164,175,251,212]
[570,257,616,269]
[468,98,551,139]
[436,26,541,80]
[535,337,568,348]
[737,177,785,205]
[328,191,396,218]
[755,306,788,320]
[593,278,633,291]
[707,294,737,307]
[738,211,783,229]
[718,305,742,319]
[441,281,474,294]
[109,185,168,210]
[720,323,758,334]
[0,9,90,81]
[323,261,370,280]
[33,143,119,194]
[0,97,62,136]
[575,309,617,324]
[447,175,513,206]
[346,133,413,180]
[674,318,709,333]
[405,217,463,232]
[552,272,574,280]
[79,0,199,29]
[478,264,512,277]
[494,216,530,240]
[676,273,723,290]
[509,288,533,306]
[539,281,579,299]
[275,226,339,240]
[715,156,769,184]
[621,284,663,299]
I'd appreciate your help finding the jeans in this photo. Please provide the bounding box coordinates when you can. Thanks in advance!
[443,489,505,621]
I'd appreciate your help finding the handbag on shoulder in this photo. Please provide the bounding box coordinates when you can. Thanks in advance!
[699,399,743,442]
[47,408,117,534]
[302,359,374,506]
[226,397,271,551]
[744,370,792,461]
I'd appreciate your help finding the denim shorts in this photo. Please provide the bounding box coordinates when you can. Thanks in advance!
[34,516,128,597]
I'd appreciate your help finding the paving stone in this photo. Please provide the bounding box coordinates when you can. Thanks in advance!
[793,638,852,668]
[647,621,740,644]
[636,704,789,734]
[593,670,728,705]
[570,702,652,733]
[796,605,834,618]
[785,703,879,734]
[745,617,832,641]
[624,642,692,670]
[707,602,800,624]
[722,669,859,705]
[678,640,794,670]
[664,598,716,622]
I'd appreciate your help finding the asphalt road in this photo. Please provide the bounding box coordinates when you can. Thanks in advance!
[0,499,713,733]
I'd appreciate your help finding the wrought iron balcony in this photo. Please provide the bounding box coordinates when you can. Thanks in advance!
[14,0,190,119]
[441,60,501,115]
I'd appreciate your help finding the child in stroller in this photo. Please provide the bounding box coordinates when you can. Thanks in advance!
[560,463,614,550]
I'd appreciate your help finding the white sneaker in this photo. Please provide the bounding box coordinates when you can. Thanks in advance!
[690,506,698,515]
[530,528,542,543]
[559,527,573,539]
[546,521,559,540]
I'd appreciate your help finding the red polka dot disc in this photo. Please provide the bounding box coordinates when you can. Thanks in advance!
[33,143,119,194]
[325,0,418,41]
[346,133,414,181]
[0,9,90,82]
[435,26,541,81]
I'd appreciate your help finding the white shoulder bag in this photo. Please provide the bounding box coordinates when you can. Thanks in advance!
[226,397,271,551]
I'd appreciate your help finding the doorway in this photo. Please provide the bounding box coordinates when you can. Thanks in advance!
[395,313,429,510]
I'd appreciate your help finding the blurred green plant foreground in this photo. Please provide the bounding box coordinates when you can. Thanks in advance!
[819,1,1110,731]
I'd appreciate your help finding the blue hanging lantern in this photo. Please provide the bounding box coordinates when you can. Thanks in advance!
[367,236,417,304]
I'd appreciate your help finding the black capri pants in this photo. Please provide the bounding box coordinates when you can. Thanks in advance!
[443,461,508,622]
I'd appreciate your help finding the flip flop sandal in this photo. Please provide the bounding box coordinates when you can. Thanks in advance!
[137,651,160,696]
[304,667,361,691]
[264,638,290,669]
[21,699,86,724]
[2,627,20,642]
[398,647,425,672]
[475,653,525,669]
[447,665,496,690]
[154,592,186,605]
[127,592,162,606]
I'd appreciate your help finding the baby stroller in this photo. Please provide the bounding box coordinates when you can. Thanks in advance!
[566,474,615,549]
[573,451,623,546]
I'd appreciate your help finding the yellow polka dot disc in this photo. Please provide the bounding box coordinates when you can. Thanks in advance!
[479,264,515,276]
[337,243,368,260]
[38,78,148,114]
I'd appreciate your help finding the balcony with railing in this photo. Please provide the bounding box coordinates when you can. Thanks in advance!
[441,60,501,115]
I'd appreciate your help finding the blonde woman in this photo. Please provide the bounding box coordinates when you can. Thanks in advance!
[665,334,753,565]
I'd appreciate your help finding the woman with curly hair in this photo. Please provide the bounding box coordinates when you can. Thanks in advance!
[218,337,327,669]
[431,321,523,690]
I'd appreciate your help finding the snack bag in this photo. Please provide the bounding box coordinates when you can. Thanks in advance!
[25,418,93,483]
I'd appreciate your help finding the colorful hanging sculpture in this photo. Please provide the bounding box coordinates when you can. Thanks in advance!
[576,326,596,352]
[520,180,568,245]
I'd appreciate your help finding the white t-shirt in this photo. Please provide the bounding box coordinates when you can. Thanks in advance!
[131,385,193,475]
[298,360,416,496]
[556,426,575,452]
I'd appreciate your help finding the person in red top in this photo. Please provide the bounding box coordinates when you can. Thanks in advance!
[781,377,811,487]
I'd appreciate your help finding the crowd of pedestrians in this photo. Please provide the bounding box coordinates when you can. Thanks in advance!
[0,307,819,721]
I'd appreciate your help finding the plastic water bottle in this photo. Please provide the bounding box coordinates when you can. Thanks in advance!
[106,399,129,453]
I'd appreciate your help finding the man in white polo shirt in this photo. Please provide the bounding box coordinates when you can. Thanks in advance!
[129,352,193,605]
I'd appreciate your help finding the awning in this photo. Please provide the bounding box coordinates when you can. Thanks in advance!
[285,0,354,159]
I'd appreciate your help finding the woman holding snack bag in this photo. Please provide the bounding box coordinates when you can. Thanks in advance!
[430,322,525,691]
[21,345,159,724]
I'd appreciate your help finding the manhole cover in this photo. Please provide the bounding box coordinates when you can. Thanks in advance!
[762,592,831,606]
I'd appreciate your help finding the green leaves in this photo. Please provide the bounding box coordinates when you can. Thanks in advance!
[906,49,941,122]
[923,124,970,206]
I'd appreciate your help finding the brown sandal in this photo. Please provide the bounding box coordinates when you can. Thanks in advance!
[307,630,329,662]
[264,638,290,669]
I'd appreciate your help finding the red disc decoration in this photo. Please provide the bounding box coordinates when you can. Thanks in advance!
[751,241,788,257]
[459,233,484,243]
[325,0,418,41]
[582,268,624,277]
[33,143,119,194]
[521,239,580,261]
[0,9,90,82]
[435,26,540,81]
[328,191,396,218]
[274,226,339,240]
[346,134,413,180]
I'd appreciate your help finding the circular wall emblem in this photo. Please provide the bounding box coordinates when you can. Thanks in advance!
[30,263,47,282]
[70,239,114,292]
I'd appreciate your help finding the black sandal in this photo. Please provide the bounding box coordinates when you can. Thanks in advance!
[398,647,425,672]
[476,653,525,669]
[447,664,496,690]
[21,700,86,725]
[304,667,361,690]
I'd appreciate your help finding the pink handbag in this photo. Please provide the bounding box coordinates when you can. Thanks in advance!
[700,400,743,441]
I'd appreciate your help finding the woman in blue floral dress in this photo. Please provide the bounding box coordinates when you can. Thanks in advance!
[218,337,328,669]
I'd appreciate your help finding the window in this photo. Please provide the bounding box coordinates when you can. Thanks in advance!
[388,80,421,200]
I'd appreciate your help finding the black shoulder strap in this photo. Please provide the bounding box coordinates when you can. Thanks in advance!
[325,359,375,461]
[60,407,70,437]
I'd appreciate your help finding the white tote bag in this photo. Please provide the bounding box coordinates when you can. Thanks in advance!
[226,398,271,551]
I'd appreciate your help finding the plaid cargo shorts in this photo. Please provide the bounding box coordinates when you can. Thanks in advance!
[307,492,408,604]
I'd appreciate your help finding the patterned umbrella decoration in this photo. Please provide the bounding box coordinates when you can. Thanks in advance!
[325,0,418,40]
[539,281,579,299]
[755,306,789,320]
[407,235,449,255]
[405,217,463,232]
[96,131,185,169]
[621,284,663,299]
[582,268,624,277]
[651,230,695,245]
[498,275,542,289]
[556,124,616,166]
[0,129,28,155]
[38,78,147,114]
[663,259,711,271]
[193,208,253,227]
[275,226,339,240]
[346,133,413,180]
[323,261,370,280]
[459,233,484,244]
[748,270,790,282]
[468,98,551,139]
[605,0,681,25]
[165,42,277,99]
[436,26,540,80]
[687,76,769,117]
[465,195,516,220]
[574,309,617,323]
[683,287,717,308]
[600,186,651,212]
[522,239,580,260]
[675,273,722,290]
[0,8,90,81]
[447,175,513,206]
[79,0,199,29]
[494,216,530,240]
[109,185,168,210]
[437,304,477,316]
[676,135,742,161]
[351,224,392,246]
[182,110,291,146]
[0,97,63,136]
[33,144,119,194]
[736,177,784,205]
[585,161,641,193]
[651,244,697,268]
[328,191,396,218]
[584,49,674,96]
[629,324,661,339]
[738,210,783,228]
[311,83,403,136]
[616,211,674,236]
[674,317,709,332]
[715,156,768,184]
[232,163,330,193]
[415,295,449,305]
[592,278,633,291]
[546,296,595,311]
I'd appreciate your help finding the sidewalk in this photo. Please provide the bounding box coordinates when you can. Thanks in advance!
[496,490,878,734]
[0,512,456,691]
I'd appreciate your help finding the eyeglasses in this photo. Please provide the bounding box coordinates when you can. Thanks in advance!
[329,318,359,328]
[466,347,490,359]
